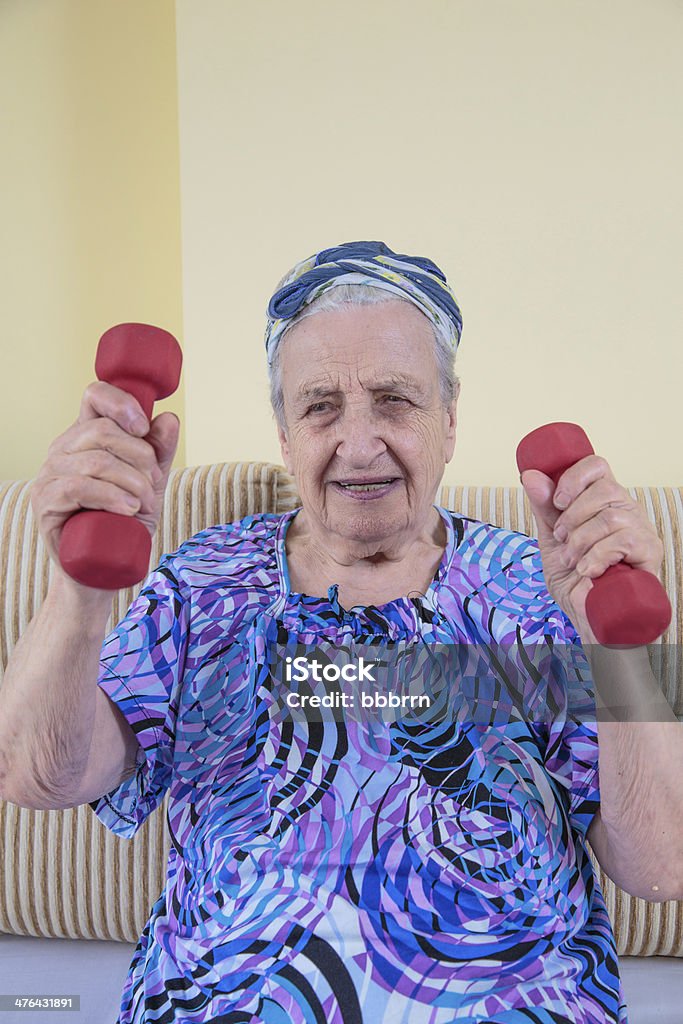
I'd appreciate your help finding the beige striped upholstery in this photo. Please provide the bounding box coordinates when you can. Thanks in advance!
[0,464,681,954]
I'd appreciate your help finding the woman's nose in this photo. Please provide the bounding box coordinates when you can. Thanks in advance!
[335,408,387,466]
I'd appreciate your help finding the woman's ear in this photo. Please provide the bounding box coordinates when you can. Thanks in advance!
[278,421,293,475]
[444,386,459,464]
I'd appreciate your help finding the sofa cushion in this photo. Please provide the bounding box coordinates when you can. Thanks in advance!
[1,463,681,953]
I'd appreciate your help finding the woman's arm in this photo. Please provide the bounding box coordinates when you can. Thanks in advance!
[0,380,179,809]
[0,570,141,809]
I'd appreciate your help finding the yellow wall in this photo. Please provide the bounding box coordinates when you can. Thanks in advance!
[0,0,184,481]
[4,1,682,487]
[175,0,683,486]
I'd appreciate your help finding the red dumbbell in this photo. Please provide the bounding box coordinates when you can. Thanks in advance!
[59,323,183,589]
[516,422,671,646]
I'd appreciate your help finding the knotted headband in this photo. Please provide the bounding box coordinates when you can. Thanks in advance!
[264,241,463,366]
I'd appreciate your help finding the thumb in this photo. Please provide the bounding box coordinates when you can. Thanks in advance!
[148,411,180,479]
[521,468,559,545]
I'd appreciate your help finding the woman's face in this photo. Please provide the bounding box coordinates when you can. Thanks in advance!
[277,300,457,548]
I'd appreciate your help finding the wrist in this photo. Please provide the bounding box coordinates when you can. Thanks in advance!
[584,643,674,723]
[47,566,115,629]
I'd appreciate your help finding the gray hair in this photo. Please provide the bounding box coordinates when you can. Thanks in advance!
[268,283,460,429]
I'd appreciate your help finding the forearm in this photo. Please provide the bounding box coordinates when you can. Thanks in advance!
[0,570,113,805]
[586,644,683,899]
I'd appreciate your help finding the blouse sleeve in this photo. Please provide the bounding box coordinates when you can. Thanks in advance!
[542,615,601,839]
[89,557,190,838]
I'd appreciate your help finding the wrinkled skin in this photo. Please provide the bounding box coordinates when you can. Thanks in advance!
[276,301,457,576]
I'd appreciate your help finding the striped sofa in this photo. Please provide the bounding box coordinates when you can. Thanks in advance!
[1,463,682,1019]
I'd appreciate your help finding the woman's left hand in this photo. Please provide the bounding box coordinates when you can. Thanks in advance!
[521,457,664,642]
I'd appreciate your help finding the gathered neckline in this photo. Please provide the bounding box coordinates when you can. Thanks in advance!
[271,506,457,631]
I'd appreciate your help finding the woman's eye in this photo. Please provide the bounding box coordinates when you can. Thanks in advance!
[383,394,407,405]
[308,402,331,414]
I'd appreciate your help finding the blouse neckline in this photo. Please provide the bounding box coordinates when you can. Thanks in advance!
[271,505,457,628]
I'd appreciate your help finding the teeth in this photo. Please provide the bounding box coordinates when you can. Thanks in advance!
[342,481,393,491]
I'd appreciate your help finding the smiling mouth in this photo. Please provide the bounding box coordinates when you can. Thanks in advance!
[332,478,401,493]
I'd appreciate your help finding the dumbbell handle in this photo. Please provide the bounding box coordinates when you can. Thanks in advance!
[103,376,157,420]
[58,323,182,590]
[516,422,671,646]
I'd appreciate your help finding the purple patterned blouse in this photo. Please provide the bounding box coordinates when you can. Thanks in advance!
[92,507,627,1023]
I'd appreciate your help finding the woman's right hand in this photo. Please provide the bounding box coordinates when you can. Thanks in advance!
[31,381,180,568]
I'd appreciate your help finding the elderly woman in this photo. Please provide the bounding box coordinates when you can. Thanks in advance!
[1,241,679,1024]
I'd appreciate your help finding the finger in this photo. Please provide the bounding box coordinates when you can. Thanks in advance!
[38,450,156,515]
[77,381,150,437]
[146,412,180,481]
[33,473,145,522]
[520,469,558,542]
[557,505,645,569]
[552,455,615,510]
[553,479,639,541]
[57,418,160,480]
[573,528,663,578]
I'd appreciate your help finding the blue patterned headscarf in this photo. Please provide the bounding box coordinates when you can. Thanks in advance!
[264,241,463,366]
